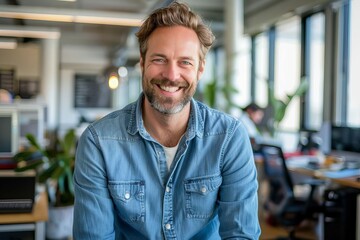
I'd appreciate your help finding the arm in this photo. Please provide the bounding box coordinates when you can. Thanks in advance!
[73,126,116,239]
[218,122,261,239]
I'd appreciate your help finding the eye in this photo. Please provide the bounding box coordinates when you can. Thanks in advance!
[181,60,193,66]
[152,58,166,64]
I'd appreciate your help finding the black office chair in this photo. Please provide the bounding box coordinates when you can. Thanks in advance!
[259,143,322,240]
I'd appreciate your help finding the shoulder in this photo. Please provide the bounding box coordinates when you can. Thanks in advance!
[193,100,245,136]
[84,102,135,138]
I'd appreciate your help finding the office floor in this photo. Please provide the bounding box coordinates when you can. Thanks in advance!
[258,176,318,240]
[259,212,318,240]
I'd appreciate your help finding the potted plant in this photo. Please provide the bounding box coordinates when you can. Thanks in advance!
[266,77,309,136]
[13,128,76,240]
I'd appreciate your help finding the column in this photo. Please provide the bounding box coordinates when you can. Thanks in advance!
[224,0,244,114]
[41,38,59,130]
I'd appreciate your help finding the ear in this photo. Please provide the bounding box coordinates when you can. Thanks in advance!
[140,56,144,72]
[197,60,205,80]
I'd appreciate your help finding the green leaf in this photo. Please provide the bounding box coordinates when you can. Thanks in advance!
[61,129,76,156]
[274,101,287,123]
[294,79,309,96]
[51,164,66,181]
[204,81,217,107]
[38,163,58,183]
[14,159,44,172]
[26,134,43,151]
[66,169,74,195]
[267,77,309,129]
[57,174,65,194]
[13,150,40,162]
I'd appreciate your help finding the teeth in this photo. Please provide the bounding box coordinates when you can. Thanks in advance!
[160,85,179,93]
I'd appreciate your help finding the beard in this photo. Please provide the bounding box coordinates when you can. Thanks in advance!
[142,76,197,115]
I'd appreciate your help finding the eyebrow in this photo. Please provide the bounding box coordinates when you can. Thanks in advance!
[149,53,196,62]
[180,56,196,62]
[149,53,166,58]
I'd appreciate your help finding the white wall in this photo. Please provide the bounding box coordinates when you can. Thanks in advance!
[0,43,40,79]
[58,44,115,132]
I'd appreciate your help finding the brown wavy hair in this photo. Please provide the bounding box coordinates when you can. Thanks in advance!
[136,1,215,62]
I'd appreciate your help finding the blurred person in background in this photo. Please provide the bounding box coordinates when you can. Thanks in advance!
[240,102,264,138]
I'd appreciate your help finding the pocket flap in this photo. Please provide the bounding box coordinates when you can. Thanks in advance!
[184,175,222,195]
[108,180,145,202]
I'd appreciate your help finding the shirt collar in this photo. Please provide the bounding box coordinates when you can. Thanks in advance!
[127,93,204,140]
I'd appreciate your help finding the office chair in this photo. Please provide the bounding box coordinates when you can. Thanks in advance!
[259,143,322,240]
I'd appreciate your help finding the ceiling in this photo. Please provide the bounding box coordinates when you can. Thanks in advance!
[0,0,296,66]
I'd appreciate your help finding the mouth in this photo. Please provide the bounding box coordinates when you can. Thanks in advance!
[158,85,181,93]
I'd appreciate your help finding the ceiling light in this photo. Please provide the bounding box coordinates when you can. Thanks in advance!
[0,11,73,22]
[118,66,128,78]
[75,16,142,27]
[0,26,61,39]
[0,5,145,27]
[108,74,119,90]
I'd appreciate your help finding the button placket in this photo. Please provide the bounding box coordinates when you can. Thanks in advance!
[162,179,176,238]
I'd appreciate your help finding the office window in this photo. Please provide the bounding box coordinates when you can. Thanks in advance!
[348,0,360,126]
[254,32,269,108]
[196,48,224,108]
[274,17,301,131]
[234,36,251,109]
[304,12,325,130]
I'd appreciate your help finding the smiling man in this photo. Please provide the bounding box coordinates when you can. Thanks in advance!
[73,2,260,239]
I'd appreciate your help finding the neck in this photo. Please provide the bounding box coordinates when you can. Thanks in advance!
[142,98,190,147]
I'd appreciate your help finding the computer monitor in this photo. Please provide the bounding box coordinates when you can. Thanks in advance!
[318,122,360,161]
[331,125,360,153]
[18,109,44,148]
[0,110,18,158]
[1,104,44,156]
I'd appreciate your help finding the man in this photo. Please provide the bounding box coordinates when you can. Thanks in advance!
[240,103,264,138]
[73,2,260,239]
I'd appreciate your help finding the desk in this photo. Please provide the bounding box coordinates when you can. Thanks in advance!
[288,166,360,189]
[284,156,360,240]
[286,156,360,189]
[0,191,48,240]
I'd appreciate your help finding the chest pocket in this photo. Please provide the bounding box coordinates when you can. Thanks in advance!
[184,174,222,219]
[108,180,145,223]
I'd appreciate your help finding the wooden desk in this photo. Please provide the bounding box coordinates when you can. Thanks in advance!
[0,191,48,240]
[286,158,360,189]
[255,154,360,189]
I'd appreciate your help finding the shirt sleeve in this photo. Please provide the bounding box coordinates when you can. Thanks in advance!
[218,122,261,239]
[73,126,116,239]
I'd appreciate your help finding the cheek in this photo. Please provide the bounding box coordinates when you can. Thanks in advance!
[144,65,163,79]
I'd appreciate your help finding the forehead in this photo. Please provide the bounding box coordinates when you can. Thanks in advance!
[146,26,201,59]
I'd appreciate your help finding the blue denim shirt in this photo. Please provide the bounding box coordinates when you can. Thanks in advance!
[73,94,260,240]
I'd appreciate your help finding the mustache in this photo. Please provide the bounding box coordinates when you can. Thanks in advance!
[150,78,189,88]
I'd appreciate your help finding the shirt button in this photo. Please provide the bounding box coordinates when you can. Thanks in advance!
[124,192,131,200]
[166,186,170,192]
[165,223,171,230]
[201,187,207,193]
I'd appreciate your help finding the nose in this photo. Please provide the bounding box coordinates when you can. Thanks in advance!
[162,62,180,81]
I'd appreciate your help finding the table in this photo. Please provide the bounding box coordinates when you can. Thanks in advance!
[0,191,48,240]
[286,156,360,189]
[256,154,360,240]
[289,167,360,189]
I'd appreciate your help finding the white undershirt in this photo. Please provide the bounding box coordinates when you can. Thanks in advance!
[163,144,179,170]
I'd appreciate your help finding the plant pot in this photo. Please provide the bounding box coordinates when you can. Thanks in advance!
[46,205,74,240]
